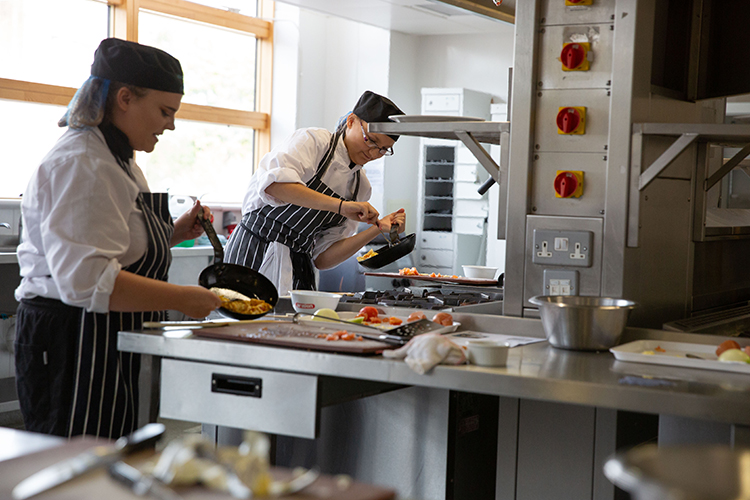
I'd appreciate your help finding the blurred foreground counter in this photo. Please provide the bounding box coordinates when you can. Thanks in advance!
[0,428,395,500]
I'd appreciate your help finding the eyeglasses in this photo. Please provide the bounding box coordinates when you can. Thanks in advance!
[360,122,394,156]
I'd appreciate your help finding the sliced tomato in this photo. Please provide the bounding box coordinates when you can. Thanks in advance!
[388,317,403,325]
[357,306,380,321]
[432,312,453,326]
[716,339,742,357]
[407,311,427,322]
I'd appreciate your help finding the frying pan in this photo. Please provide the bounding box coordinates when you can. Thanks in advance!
[357,233,416,270]
[196,212,279,320]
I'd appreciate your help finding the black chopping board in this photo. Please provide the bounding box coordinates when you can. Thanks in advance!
[0,435,396,500]
[193,322,395,354]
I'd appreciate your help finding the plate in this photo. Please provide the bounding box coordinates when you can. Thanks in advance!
[389,115,486,123]
[610,340,750,375]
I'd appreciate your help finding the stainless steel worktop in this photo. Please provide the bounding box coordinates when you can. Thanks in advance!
[117,312,750,426]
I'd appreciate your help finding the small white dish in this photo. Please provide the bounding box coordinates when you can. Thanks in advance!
[467,340,509,367]
[289,290,342,314]
[462,265,498,280]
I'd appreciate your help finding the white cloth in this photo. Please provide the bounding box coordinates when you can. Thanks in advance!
[15,127,150,313]
[241,127,373,295]
[382,333,467,374]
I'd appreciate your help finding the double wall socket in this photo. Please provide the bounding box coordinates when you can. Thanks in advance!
[532,229,592,267]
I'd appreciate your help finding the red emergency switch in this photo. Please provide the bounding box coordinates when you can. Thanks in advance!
[554,171,584,198]
[561,43,590,71]
[556,106,586,134]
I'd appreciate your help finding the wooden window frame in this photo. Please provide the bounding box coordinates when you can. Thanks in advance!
[0,0,274,167]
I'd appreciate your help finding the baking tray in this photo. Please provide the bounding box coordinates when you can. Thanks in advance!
[363,272,499,286]
[610,340,750,375]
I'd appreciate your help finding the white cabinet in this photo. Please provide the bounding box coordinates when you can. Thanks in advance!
[416,88,494,275]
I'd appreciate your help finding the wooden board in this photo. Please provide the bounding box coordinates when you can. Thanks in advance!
[0,435,395,500]
[364,272,499,286]
[193,323,395,354]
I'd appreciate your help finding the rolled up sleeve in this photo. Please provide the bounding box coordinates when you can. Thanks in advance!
[311,219,359,262]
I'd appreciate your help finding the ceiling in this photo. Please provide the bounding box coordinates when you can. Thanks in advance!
[273,0,515,36]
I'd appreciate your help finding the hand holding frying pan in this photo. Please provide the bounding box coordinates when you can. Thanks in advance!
[196,212,279,320]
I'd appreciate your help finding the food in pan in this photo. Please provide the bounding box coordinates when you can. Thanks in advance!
[210,287,273,315]
[357,248,379,261]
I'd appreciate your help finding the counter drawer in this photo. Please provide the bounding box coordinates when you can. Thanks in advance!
[420,231,454,250]
[160,359,318,438]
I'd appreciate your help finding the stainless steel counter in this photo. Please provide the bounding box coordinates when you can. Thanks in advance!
[117,313,750,425]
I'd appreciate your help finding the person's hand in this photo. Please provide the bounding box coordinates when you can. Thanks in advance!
[340,201,379,225]
[377,208,406,233]
[177,286,222,319]
[173,200,212,245]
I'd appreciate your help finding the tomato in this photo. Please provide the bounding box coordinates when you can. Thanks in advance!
[367,317,382,324]
[388,317,403,325]
[432,312,453,326]
[716,339,741,357]
[407,311,427,322]
[357,306,380,321]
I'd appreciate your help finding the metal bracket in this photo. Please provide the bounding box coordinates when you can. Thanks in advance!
[704,143,750,191]
[455,130,501,182]
[638,133,699,191]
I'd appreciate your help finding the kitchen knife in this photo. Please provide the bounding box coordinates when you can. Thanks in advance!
[108,461,183,500]
[12,423,165,500]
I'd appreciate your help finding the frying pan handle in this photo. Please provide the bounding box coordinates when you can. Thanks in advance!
[198,211,224,263]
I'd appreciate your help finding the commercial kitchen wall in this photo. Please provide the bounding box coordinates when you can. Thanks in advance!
[271,3,514,243]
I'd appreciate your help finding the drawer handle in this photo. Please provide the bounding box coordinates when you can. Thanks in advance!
[211,373,262,398]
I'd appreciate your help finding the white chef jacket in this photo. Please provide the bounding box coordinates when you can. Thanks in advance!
[241,127,372,295]
[15,127,150,313]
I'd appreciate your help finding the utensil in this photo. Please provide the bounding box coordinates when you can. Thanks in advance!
[357,233,416,270]
[108,461,183,500]
[376,225,394,248]
[529,295,638,351]
[197,212,279,320]
[12,423,165,500]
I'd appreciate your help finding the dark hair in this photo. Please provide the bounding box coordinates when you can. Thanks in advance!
[102,82,149,124]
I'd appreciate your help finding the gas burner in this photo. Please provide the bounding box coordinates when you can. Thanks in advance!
[339,288,501,310]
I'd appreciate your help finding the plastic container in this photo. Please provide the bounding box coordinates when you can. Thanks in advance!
[289,290,342,314]
[467,340,509,366]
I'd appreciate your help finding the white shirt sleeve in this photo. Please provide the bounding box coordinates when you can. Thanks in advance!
[242,128,331,213]
[16,128,145,313]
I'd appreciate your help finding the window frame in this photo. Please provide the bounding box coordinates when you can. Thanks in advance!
[0,0,274,180]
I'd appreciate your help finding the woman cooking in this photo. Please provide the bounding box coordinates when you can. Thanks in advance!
[14,38,221,438]
[225,91,407,295]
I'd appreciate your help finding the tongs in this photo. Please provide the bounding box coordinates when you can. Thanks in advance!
[376,224,400,248]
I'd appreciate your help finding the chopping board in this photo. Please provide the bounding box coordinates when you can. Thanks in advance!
[0,436,396,500]
[193,323,395,354]
[364,272,499,286]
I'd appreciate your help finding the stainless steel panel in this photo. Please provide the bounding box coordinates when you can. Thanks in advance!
[524,215,603,306]
[160,359,319,438]
[535,88,611,153]
[540,0,615,25]
[504,0,541,317]
[516,400,595,500]
[537,24,614,90]
[531,152,607,217]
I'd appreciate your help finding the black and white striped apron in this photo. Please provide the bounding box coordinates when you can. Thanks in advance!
[15,190,172,439]
[225,128,359,290]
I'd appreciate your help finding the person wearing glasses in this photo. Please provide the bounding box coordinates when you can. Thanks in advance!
[224,90,407,295]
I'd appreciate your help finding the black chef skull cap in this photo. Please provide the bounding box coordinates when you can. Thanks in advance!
[91,38,184,94]
[352,90,404,141]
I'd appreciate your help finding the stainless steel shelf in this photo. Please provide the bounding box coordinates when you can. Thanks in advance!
[369,121,509,145]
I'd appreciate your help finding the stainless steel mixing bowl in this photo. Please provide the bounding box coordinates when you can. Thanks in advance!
[529,295,638,351]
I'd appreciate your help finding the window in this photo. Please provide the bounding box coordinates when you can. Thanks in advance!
[0,0,273,202]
